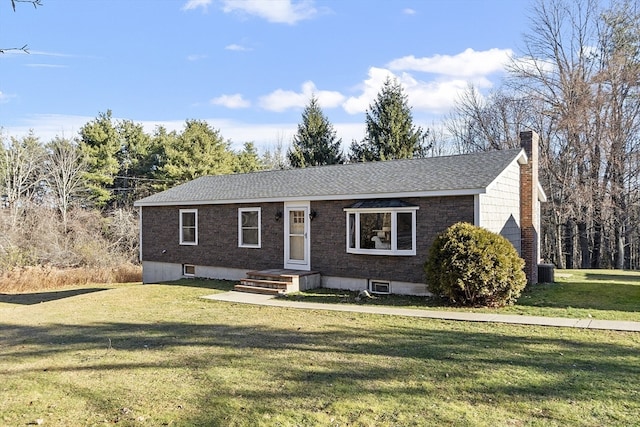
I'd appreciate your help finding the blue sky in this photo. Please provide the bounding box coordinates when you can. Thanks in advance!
[1,0,532,152]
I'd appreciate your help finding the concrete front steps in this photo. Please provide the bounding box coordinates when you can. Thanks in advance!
[234,269,321,295]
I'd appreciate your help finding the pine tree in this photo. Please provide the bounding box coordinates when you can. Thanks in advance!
[159,120,235,184]
[288,95,344,167]
[234,142,263,173]
[114,119,159,205]
[350,77,429,162]
[78,110,120,207]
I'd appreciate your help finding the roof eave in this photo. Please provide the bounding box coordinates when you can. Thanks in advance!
[133,188,486,207]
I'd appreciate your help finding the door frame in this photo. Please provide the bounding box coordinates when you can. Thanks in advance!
[284,201,311,270]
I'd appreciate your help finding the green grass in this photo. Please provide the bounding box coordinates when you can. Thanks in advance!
[286,269,640,321]
[0,273,639,426]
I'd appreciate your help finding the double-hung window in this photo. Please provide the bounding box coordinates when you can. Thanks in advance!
[345,200,418,256]
[238,208,261,248]
[179,209,198,245]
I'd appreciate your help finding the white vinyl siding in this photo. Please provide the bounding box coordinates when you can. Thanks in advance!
[478,160,521,253]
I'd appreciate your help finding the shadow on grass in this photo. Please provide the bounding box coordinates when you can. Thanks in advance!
[519,281,640,313]
[289,281,640,315]
[585,272,640,283]
[285,288,450,308]
[0,288,109,305]
[1,318,638,425]
[154,278,236,292]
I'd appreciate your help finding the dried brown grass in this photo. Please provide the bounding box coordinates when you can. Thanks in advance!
[0,263,142,293]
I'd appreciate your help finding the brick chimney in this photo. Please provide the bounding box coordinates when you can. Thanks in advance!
[520,131,540,284]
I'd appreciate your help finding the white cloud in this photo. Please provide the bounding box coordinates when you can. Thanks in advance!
[342,67,396,114]
[187,54,208,61]
[334,122,365,144]
[209,119,363,151]
[0,91,14,104]
[225,43,251,52]
[210,94,251,109]
[259,81,345,112]
[25,63,68,68]
[387,48,513,77]
[27,50,75,58]
[342,64,496,116]
[510,55,555,75]
[182,0,211,11]
[1,114,94,142]
[402,8,416,15]
[221,0,318,24]
[401,74,492,115]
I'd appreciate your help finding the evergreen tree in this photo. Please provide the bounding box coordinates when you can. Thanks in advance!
[78,110,121,207]
[114,119,159,205]
[149,125,179,189]
[350,77,429,162]
[159,119,235,184]
[234,142,263,173]
[288,95,344,167]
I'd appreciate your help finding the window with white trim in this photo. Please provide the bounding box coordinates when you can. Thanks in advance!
[238,207,261,248]
[183,264,195,276]
[369,280,391,294]
[179,209,198,245]
[345,204,418,256]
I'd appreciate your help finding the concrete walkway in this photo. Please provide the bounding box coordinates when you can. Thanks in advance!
[203,291,640,332]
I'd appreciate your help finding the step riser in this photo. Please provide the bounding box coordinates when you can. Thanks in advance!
[240,279,289,290]
[247,274,293,284]
[238,270,322,295]
[234,285,283,295]
[247,275,294,283]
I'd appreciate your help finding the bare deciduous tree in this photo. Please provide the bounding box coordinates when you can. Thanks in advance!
[448,0,640,270]
[0,132,45,226]
[43,137,87,231]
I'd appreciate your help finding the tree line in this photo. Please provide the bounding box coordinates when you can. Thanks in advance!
[2,76,425,214]
[0,78,423,271]
[447,0,640,270]
[2,0,639,273]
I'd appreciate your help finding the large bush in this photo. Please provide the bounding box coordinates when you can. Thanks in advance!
[425,222,526,307]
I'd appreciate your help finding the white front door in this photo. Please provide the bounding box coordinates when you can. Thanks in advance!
[284,202,310,270]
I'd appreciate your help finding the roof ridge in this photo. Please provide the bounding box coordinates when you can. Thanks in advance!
[197,147,524,179]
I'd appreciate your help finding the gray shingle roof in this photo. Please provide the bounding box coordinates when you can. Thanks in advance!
[134,149,524,206]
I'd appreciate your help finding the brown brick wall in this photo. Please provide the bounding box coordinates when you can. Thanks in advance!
[141,203,284,270]
[310,196,475,283]
[142,195,475,284]
[519,131,540,284]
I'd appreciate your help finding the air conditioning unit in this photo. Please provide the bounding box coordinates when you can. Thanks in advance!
[369,280,391,294]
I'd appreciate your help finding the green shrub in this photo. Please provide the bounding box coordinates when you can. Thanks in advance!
[425,222,526,307]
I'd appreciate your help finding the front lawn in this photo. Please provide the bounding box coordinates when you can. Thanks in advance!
[0,274,639,426]
[287,269,640,321]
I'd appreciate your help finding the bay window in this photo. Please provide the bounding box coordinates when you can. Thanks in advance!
[345,201,418,256]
